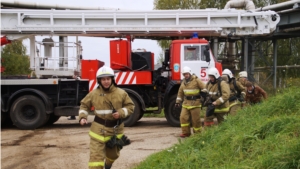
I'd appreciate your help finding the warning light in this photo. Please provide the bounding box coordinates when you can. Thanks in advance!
[192,32,198,39]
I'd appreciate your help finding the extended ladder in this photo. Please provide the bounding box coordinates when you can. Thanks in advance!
[1,8,280,38]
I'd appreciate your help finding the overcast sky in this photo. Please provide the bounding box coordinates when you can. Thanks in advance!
[22,0,161,67]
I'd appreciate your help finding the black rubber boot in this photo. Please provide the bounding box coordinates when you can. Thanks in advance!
[104,163,112,169]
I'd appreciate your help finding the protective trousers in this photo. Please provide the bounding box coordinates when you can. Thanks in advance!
[89,138,120,169]
[180,107,202,135]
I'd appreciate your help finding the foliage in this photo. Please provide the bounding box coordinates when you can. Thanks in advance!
[157,40,171,52]
[1,40,31,75]
[143,109,165,118]
[156,51,165,64]
[135,87,300,169]
[154,0,201,10]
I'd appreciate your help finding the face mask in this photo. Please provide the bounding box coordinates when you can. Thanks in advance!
[247,86,254,93]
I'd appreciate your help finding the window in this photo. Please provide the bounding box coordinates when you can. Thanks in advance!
[183,45,207,61]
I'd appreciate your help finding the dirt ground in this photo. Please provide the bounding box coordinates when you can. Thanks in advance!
[1,116,182,169]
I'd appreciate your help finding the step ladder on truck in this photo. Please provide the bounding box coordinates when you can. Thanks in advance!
[0,7,280,129]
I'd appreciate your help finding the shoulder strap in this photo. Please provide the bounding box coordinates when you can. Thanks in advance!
[206,81,211,88]
[218,79,222,96]
[233,79,241,95]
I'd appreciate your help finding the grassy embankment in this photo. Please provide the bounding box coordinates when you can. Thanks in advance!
[135,87,300,169]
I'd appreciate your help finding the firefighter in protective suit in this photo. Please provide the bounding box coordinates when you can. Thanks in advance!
[238,71,249,87]
[79,66,134,169]
[204,67,230,126]
[175,66,206,138]
[222,69,246,115]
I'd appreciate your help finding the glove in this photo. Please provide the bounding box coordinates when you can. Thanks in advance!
[175,103,180,108]
[106,135,117,149]
[116,135,131,149]
[121,135,131,146]
[229,96,237,102]
[206,104,215,117]
[238,97,244,102]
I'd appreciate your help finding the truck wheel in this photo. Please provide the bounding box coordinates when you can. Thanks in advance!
[137,112,144,121]
[10,95,49,130]
[45,114,60,125]
[123,95,140,127]
[165,94,181,127]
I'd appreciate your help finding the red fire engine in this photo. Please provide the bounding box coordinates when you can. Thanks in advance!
[0,6,279,129]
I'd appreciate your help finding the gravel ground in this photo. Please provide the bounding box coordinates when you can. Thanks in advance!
[1,116,182,169]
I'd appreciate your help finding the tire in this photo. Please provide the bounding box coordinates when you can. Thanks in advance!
[137,111,144,121]
[123,95,141,127]
[45,114,60,125]
[165,94,181,127]
[10,95,49,130]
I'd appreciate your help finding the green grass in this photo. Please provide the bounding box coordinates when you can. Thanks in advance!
[135,87,300,169]
[143,109,165,118]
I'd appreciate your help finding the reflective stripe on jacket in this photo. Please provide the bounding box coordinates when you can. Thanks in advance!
[176,75,206,109]
[79,85,134,120]
[78,84,134,142]
[206,80,230,110]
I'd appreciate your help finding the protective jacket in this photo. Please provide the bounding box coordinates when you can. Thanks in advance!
[245,85,267,104]
[176,75,206,110]
[206,79,230,113]
[79,85,134,143]
[238,78,249,87]
[229,78,246,99]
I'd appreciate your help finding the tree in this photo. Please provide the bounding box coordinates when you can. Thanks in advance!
[157,40,172,53]
[1,40,31,75]
[156,51,165,64]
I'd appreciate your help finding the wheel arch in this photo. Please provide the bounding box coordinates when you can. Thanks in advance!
[164,80,180,107]
[6,88,53,114]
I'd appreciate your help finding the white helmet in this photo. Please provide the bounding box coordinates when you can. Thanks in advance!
[239,71,247,78]
[222,69,233,78]
[207,67,220,79]
[182,66,192,74]
[96,66,115,79]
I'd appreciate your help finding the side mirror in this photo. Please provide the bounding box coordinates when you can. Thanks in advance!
[163,49,170,67]
[203,45,210,62]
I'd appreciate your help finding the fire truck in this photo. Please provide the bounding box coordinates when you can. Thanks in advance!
[1,6,279,129]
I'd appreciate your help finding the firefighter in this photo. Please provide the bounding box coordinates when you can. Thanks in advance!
[79,66,134,169]
[245,81,267,104]
[175,66,206,138]
[203,67,230,126]
[238,71,248,87]
[222,69,246,115]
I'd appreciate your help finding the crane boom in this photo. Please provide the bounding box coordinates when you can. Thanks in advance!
[1,8,279,38]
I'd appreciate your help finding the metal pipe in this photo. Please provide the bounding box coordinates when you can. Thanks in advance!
[1,0,118,10]
[29,36,35,70]
[273,39,277,89]
[256,0,300,11]
[254,65,300,70]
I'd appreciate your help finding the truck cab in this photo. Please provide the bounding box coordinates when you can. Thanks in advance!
[169,37,222,83]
